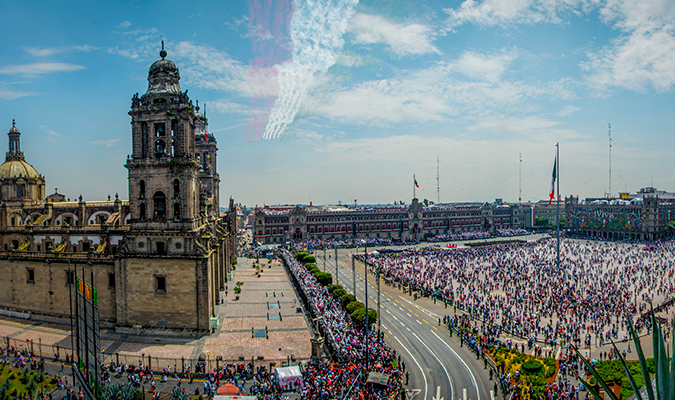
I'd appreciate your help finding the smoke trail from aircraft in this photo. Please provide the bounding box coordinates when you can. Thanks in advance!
[259,0,358,140]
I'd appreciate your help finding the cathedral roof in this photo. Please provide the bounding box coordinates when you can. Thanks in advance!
[147,43,181,94]
[0,159,40,180]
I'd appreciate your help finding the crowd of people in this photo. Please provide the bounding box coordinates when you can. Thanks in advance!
[291,228,532,252]
[364,238,675,355]
[283,251,403,399]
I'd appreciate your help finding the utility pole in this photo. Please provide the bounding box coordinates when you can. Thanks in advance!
[519,152,522,205]
[608,122,612,198]
[437,155,440,204]
[364,244,369,370]
[335,245,338,285]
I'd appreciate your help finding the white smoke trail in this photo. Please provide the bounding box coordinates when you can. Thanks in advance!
[262,0,359,140]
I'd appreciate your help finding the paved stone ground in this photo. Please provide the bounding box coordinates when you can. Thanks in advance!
[0,256,311,397]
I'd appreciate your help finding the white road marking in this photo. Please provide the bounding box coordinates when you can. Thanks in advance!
[411,331,454,400]
[394,336,428,400]
[431,330,480,400]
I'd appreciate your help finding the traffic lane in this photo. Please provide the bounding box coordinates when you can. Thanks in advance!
[335,265,460,400]
[382,302,453,400]
[332,254,490,400]
[327,255,453,400]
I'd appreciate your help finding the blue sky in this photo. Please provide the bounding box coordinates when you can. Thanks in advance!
[1,0,675,206]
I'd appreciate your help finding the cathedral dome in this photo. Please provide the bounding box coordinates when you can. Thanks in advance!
[0,160,40,180]
[147,44,181,94]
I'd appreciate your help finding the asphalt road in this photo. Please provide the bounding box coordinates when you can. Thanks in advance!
[316,246,498,400]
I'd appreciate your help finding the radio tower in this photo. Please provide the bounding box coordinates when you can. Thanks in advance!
[436,155,440,204]
[608,123,612,198]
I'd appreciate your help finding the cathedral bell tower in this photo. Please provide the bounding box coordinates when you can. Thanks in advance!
[126,44,200,231]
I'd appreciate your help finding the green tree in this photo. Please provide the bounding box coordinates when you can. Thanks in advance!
[341,294,356,307]
[316,272,333,286]
[351,307,377,327]
[534,217,549,226]
[346,301,365,314]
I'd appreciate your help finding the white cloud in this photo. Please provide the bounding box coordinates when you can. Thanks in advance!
[348,13,440,56]
[40,125,61,137]
[318,51,575,125]
[556,105,581,116]
[208,100,248,115]
[90,139,121,148]
[172,41,250,96]
[261,0,359,140]
[466,115,584,140]
[0,84,34,100]
[117,21,132,29]
[0,63,86,75]
[582,1,675,93]
[456,50,516,82]
[444,0,595,29]
[23,45,98,57]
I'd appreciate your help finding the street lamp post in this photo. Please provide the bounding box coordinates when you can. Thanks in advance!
[364,244,369,370]
[335,245,338,285]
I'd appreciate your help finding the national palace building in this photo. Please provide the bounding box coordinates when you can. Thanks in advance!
[565,188,675,241]
[254,187,675,244]
[254,198,525,244]
[0,48,237,331]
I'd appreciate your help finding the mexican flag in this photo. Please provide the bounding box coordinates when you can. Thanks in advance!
[414,176,419,188]
[548,158,556,205]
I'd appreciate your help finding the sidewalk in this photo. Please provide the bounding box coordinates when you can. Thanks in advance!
[0,256,312,396]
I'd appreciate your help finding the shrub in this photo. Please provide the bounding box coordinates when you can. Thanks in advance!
[333,288,347,298]
[346,301,365,314]
[351,307,377,327]
[316,272,333,286]
[328,284,343,294]
[296,252,309,262]
[302,255,316,263]
[341,294,356,307]
[521,359,543,375]
[305,263,317,270]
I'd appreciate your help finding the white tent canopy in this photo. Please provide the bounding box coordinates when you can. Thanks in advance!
[274,366,303,390]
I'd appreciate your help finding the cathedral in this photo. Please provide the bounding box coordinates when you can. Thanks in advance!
[0,47,236,331]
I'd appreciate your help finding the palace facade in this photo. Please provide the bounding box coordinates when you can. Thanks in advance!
[254,198,524,244]
[0,48,236,331]
[565,189,675,241]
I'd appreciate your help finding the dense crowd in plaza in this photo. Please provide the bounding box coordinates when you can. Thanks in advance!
[282,251,403,399]
[363,238,675,353]
[291,228,531,252]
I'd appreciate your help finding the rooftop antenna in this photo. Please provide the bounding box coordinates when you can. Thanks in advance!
[608,122,612,198]
[436,155,440,204]
[519,152,522,205]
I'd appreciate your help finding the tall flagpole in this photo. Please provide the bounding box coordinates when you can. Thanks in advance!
[413,174,416,199]
[556,143,560,269]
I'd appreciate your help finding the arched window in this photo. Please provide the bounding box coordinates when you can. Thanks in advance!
[155,140,165,156]
[155,123,165,137]
[173,202,180,219]
[139,203,146,220]
[173,179,180,197]
[139,180,145,198]
[153,192,166,219]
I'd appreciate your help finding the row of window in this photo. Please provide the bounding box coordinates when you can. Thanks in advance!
[24,269,168,294]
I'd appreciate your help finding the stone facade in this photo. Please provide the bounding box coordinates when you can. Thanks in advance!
[565,194,675,241]
[0,48,237,332]
[254,198,523,244]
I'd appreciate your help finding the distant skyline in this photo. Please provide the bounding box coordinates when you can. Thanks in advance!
[1,0,675,207]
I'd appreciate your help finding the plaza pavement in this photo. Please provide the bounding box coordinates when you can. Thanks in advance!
[0,256,312,397]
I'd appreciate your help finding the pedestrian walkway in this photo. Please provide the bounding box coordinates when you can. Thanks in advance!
[0,256,311,396]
